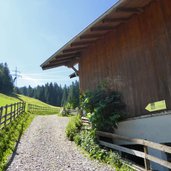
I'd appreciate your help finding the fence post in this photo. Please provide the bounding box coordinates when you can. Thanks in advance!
[19,102,21,115]
[28,104,30,112]
[18,102,21,115]
[23,102,26,112]
[0,107,3,126]
[4,105,8,127]
[17,102,19,117]
[14,103,16,119]
[144,146,151,170]
[10,104,13,123]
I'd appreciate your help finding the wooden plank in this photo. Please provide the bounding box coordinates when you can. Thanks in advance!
[79,0,171,116]
[102,18,129,23]
[63,47,86,53]
[144,146,151,170]
[14,103,16,119]
[80,33,104,39]
[96,131,171,154]
[146,153,171,169]
[10,104,13,123]
[99,140,145,158]
[0,107,3,124]
[4,105,8,127]
[49,59,73,65]
[71,40,95,46]
[116,7,144,13]
[99,140,171,170]
[6,117,12,122]
[91,26,115,31]
[55,52,78,58]
[0,120,5,125]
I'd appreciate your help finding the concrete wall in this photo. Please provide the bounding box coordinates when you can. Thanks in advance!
[115,112,171,144]
[115,112,171,171]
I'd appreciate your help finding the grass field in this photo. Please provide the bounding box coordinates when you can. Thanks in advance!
[0,93,60,115]
[0,93,56,107]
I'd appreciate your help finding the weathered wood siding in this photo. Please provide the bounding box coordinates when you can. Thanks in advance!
[79,0,171,117]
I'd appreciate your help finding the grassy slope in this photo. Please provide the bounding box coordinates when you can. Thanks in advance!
[0,113,35,170]
[0,93,58,108]
[0,93,60,115]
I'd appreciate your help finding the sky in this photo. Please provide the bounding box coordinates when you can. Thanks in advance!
[0,0,118,87]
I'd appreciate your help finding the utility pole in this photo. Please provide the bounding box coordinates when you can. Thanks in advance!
[12,67,21,87]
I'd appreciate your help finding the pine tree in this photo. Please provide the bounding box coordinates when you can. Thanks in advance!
[67,81,80,108]
[61,85,68,106]
[0,63,14,94]
[17,81,79,108]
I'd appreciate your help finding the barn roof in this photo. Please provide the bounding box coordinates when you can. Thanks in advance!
[41,0,154,70]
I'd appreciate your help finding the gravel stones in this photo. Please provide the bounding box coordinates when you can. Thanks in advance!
[7,115,115,171]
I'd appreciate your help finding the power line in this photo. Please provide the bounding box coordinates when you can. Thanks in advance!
[12,67,22,87]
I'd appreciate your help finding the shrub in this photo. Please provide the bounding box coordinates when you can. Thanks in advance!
[74,129,133,170]
[80,87,125,132]
[65,115,82,141]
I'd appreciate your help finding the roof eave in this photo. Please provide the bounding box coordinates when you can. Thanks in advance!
[40,0,126,69]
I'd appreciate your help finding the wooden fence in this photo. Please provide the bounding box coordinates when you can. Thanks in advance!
[81,117,171,170]
[96,131,171,171]
[0,102,26,130]
[28,104,59,113]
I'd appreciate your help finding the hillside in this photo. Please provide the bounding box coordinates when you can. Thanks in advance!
[0,93,59,109]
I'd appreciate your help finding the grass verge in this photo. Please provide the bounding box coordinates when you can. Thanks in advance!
[0,112,34,171]
[66,115,134,171]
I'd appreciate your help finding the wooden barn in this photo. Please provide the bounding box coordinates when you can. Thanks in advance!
[41,0,171,170]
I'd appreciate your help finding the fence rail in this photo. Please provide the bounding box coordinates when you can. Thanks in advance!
[96,131,171,170]
[28,104,59,113]
[81,117,171,170]
[0,102,25,130]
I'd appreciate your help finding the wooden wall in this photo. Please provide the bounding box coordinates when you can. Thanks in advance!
[79,0,171,118]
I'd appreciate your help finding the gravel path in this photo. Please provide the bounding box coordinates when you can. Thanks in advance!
[7,115,115,171]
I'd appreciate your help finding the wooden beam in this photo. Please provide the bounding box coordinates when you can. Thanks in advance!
[55,53,75,58]
[49,58,72,65]
[63,47,86,53]
[91,26,115,31]
[66,58,79,68]
[80,33,104,39]
[71,66,78,73]
[71,40,95,46]
[116,7,144,13]
[99,140,145,159]
[102,17,129,23]
[55,52,80,59]
[99,140,171,170]
[70,44,87,48]
[69,72,78,78]
[144,146,151,170]
[96,131,171,154]
[42,62,68,70]
[55,56,75,61]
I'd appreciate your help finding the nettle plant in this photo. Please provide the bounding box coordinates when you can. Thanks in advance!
[80,86,125,132]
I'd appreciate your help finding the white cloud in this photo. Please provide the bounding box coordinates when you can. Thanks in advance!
[18,73,78,87]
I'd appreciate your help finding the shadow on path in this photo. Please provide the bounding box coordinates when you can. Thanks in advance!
[5,124,24,171]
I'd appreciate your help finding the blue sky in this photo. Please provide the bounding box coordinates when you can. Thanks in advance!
[0,0,118,87]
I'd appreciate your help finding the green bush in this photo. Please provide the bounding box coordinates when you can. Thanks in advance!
[74,129,133,170]
[65,115,82,141]
[80,87,125,132]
